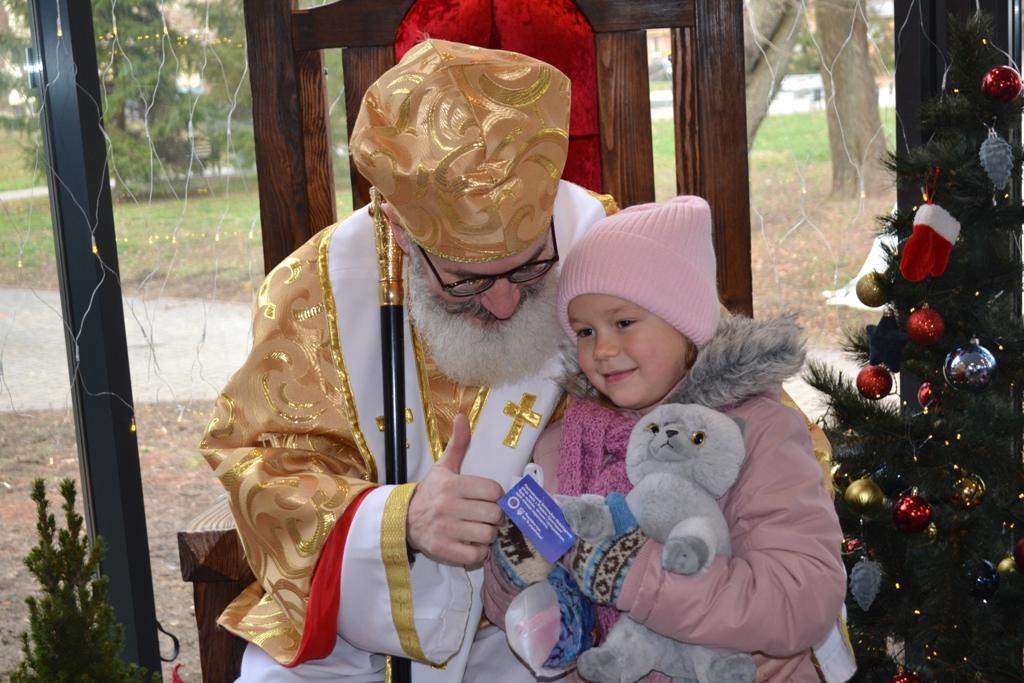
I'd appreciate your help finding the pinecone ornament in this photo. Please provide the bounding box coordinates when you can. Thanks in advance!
[979,128,1013,190]
[849,556,883,611]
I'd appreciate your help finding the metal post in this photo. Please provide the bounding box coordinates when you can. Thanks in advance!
[25,0,160,672]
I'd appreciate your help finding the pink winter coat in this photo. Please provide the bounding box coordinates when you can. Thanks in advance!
[483,388,845,683]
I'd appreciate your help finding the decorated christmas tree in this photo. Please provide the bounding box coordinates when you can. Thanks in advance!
[807,12,1024,683]
[13,479,158,683]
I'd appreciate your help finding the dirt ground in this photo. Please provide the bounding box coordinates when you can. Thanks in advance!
[0,400,221,682]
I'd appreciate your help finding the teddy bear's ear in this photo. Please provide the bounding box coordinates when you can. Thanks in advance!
[731,416,746,438]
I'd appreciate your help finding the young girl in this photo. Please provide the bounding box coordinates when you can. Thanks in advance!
[483,195,849,682]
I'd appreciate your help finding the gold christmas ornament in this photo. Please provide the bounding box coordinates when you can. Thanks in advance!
[831,462,852,494]
[350,39,570,263]
[996,555,1016,575]
[925,522,938,543]
[844,477,885,513]
[952,472,986,509]
[855,272,888,308]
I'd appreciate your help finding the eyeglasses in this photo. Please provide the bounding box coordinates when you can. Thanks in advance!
[418,225,559,297]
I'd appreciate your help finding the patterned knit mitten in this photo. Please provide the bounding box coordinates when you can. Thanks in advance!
[493,516,554,590]
[565,491,647,605]
[543,565,598,669]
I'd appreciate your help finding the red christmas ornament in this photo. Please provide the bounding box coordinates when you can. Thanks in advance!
[917,382,938,409]
[1014,537,1024,568]
[857,364,893,400]
[894,492,933,533]
[906,306,945,346]
[891,673,921,683]
[981,65,1023,102]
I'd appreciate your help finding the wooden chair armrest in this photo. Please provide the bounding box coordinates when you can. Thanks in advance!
[178,495,254,682]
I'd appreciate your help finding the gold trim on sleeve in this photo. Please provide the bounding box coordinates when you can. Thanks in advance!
[318,224,379,483]
[381,483,432,663]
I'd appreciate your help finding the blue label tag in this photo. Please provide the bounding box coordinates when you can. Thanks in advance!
[498,475,576,563]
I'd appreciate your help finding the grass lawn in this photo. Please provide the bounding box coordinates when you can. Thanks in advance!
[0,161,359,301]
[0,127,47,193]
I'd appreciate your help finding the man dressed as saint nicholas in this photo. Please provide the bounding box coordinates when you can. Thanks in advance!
[201,36,845,683]
[201,38,617,682]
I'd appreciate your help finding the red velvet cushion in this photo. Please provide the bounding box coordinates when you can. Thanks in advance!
[395,0,495,57]
[395,0,602,192]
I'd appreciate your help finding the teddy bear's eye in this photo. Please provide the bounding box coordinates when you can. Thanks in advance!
[690,431,706,445]
[645,423,659,434]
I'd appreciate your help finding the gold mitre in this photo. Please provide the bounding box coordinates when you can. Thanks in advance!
[350,39,571,263]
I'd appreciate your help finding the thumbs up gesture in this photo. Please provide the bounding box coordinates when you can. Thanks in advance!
[406,415,505,567]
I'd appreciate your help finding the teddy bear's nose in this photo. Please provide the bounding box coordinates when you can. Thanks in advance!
[665,429,678,438]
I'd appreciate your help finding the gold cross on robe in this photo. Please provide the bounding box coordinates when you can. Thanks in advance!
[503,393,542,448]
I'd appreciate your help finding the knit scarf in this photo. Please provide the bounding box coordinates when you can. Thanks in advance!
[556,398,638,638]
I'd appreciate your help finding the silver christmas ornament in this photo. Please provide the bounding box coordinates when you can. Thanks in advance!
[980,127,1014,190]
[849,556,883,611]
[943,338,997,391]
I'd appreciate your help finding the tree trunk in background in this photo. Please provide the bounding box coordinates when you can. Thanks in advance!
[745,0,803,148]
[814,0,887,197]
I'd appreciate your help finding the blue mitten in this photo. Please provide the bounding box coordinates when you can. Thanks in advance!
[543,565,597,669]
[566,492,647,605]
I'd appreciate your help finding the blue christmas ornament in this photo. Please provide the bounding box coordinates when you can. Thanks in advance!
[943,339,996,391]
[969,559,1000,599]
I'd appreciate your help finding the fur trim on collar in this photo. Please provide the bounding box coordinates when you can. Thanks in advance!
[560,314,806,411]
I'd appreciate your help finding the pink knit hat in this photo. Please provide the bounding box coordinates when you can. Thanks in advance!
[557,195,720,348]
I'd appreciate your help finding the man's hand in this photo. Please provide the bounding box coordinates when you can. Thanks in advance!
[406,414,504,566]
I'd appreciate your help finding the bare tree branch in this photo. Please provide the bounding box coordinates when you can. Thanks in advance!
[745,0,803,148]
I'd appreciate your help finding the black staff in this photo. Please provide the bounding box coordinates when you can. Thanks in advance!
[371,188,412,683]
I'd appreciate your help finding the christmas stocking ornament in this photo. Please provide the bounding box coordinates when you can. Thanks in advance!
[900,203,961,282]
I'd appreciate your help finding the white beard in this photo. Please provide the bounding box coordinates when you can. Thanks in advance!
[406,256,564,387]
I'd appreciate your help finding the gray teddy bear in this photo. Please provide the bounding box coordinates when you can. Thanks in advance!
[558,402,757,683]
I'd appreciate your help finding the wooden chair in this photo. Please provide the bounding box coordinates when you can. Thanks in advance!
[179,1,751,679]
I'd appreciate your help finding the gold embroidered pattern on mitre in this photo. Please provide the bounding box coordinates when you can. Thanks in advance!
[202,228,376,665]
[350,39,571,263]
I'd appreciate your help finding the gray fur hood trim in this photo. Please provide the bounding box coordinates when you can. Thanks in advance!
[560,314,806,411]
